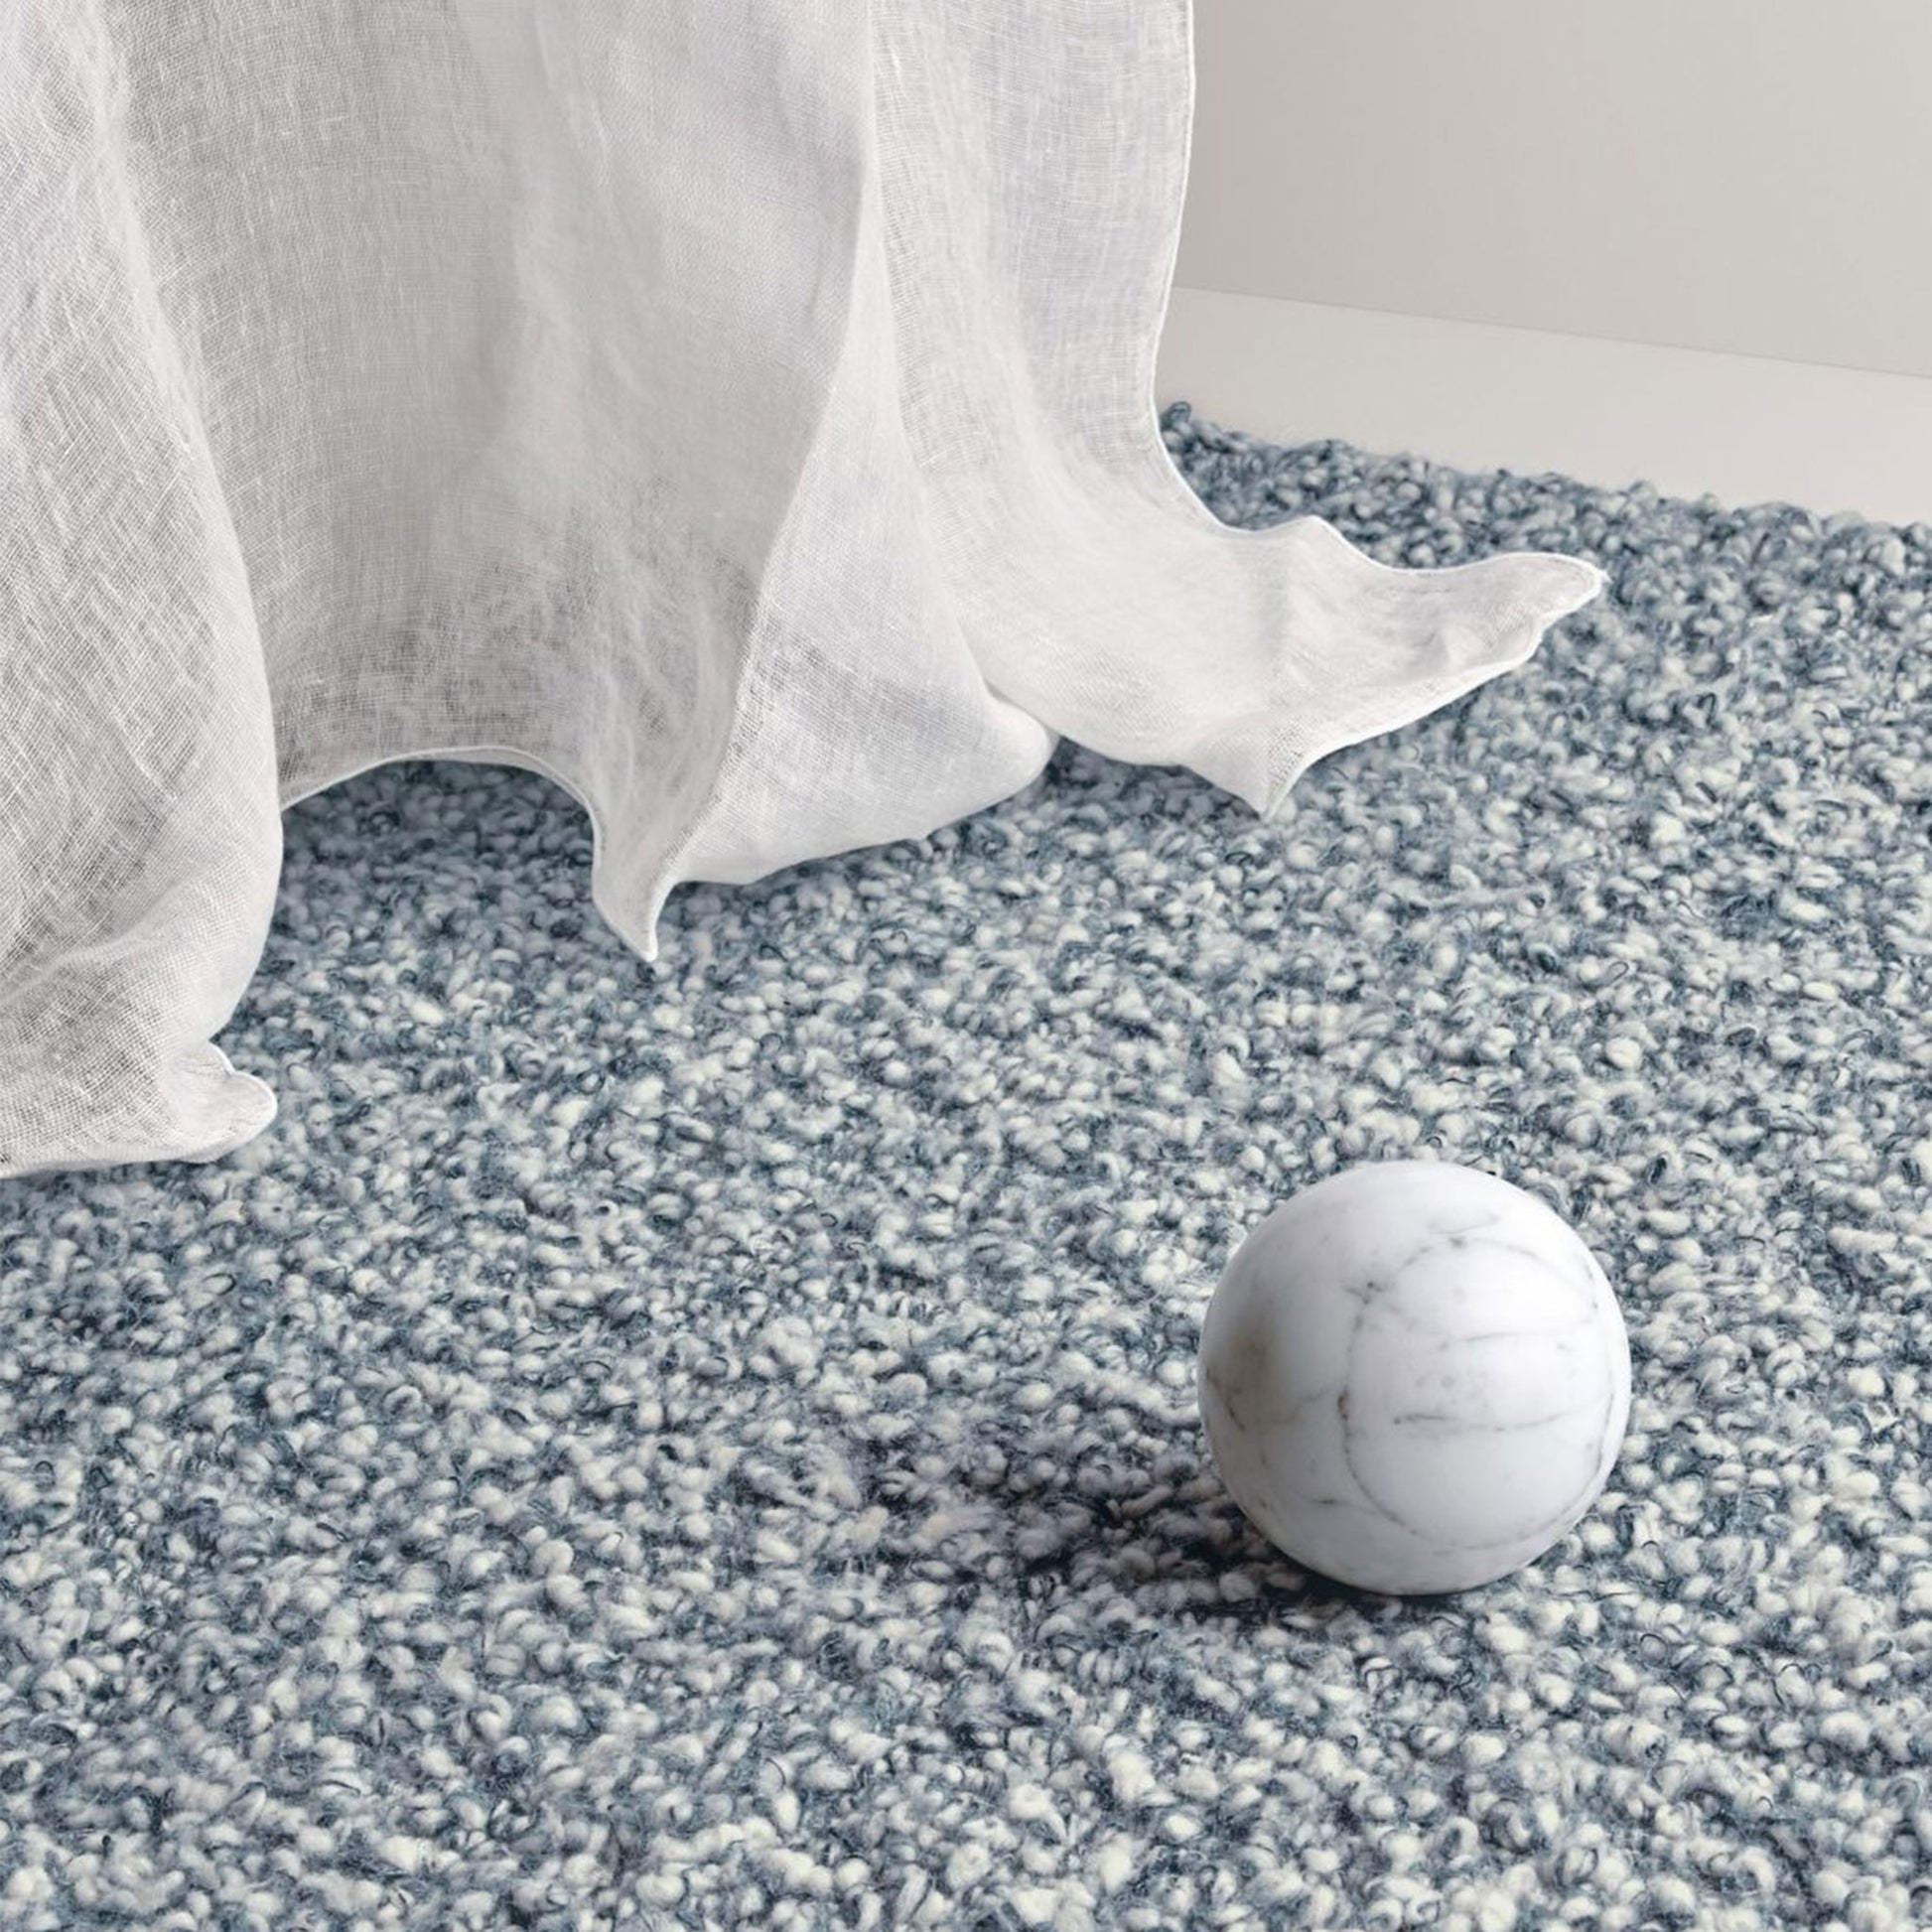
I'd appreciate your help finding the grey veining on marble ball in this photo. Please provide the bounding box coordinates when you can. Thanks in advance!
[1198,1161,1632,1595]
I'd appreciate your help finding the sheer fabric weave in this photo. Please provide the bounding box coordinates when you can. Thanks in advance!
[0,0,1603,1178]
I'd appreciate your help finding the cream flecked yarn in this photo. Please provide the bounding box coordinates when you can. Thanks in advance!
[2,411,1927,1930]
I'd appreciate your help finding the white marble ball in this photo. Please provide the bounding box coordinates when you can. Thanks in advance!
[1198,1161,1631,1595]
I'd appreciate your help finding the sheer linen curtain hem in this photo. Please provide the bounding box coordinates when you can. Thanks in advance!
[861,0,1604,821]
[0,0,1605,1181]
[0,1050,277,1185]
[1249,534,1607,821]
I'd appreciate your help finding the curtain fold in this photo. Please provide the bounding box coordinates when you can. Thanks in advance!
[0,0,1602,1179]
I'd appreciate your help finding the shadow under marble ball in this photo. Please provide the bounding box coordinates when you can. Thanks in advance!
[1198,1160,1632,1596]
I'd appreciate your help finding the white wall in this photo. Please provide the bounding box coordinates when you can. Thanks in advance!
[1161,0,1932,522]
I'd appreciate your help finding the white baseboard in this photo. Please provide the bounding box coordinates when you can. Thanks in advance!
[1156,288,1932,529]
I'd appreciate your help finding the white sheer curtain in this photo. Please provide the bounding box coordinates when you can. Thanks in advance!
[0,0,1602,1180]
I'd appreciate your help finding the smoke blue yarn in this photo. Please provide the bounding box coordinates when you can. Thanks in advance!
[1,404,1928,1930]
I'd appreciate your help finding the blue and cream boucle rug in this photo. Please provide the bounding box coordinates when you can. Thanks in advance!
[3,406,1930,1931]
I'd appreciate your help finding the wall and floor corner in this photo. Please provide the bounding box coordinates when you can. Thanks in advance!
[1160,0,1932,527]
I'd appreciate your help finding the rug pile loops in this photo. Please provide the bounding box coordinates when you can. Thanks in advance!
[2,407,1929,1929]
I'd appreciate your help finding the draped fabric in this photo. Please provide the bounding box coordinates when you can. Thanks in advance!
[0,0,1602,1179]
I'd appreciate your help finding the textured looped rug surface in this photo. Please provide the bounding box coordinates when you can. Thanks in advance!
[3,406,1929,1931]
